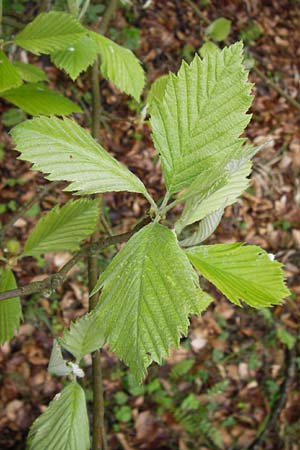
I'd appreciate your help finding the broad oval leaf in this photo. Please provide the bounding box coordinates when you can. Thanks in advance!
[150,42,252,194]
[2,83,81,116]
[91,223,213,381]
[59,311,104,362]
[11,116,148,196]
[51,35,98,80]
[13,12,86,55]
[0,269,22,344]
[205,17,232,41]
[23,199,99,256]
[0,50,23,93]
[186,243,290,308]
[27,382,90,450]
[91,32,145,101]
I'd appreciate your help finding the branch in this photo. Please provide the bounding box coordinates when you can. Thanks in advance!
[252,66,300,112]
[0,181,60,249]
[98,0,118,35]
[246,344,296,450]
[0,217,150,302]
[2,16,24,29]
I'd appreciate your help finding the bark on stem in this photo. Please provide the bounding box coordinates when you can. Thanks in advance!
[0,218,150,302]
[88,2,118,449]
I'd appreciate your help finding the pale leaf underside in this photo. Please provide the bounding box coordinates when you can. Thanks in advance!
[180,207,225,247]
[48,340,71,376]
[176,161,252,234]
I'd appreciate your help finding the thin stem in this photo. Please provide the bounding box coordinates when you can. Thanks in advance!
[246,344,296,450]
[252,66,300,112]
[144,191,158,215]
[67,0,78,15]
[78,0,90,20]
[164,196,184,214]
[98,0,117,35]
[89,2,118,449]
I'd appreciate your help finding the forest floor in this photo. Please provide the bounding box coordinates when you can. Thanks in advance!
[0,1,299,449]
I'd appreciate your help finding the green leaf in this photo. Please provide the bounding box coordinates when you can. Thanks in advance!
[2,108,27,127]
[59,311,104,362]
[0,50,23,93]
[27,382,90,450]
[0,269,22,344]
[180,207,224,247]
[23,199,99,256]
[2,83,81,116]
[13,62,48,83]
[205,18,232,41]
[91,31,145,101]
[276,328,296,350]
[147,75,169,107]
[13,12,86,55]
[150,42,252,194]
[176,161,252,233]
[48,340,72,376]
[51,35,98,80]
[91,223,213,381]
[11,116,147,196]
[186,243,290,308]
[199,41,219,58]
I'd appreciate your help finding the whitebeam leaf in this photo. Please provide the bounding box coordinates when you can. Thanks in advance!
[91,223,213,381]
[186,243,290,308]
[23,199,99,256]
[27,382,90,450]
[150,42,253,194]
[48,340,72,377]
[2,83,82,116]
[0,269,22,344]
[91,32,145,101]
[147,74,169,108]
[51,35,98,80]
[60,312,104,362]
[13,12,86,55]
[175,161,252,234]
[0,50,22,93]
[11,116,148,196]
[180,207,224,247]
